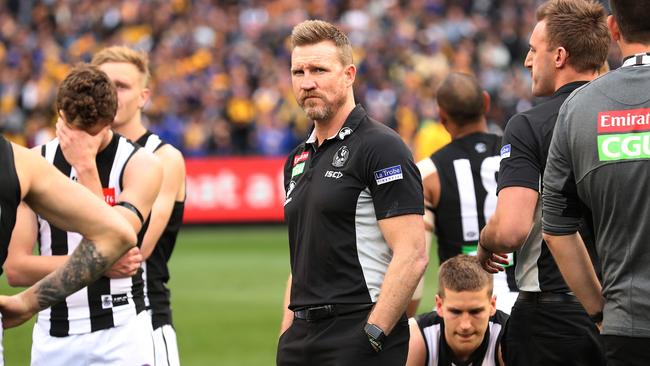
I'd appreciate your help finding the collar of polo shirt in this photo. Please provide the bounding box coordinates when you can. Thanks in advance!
[304,104,366,146]
[622,52,650,68]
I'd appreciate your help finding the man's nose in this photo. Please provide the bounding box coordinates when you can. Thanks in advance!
[301,78,316,90]
[524,51,533,69]
[459,314,472,330]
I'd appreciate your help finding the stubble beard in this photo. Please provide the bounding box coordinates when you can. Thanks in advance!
[301,93,346,122]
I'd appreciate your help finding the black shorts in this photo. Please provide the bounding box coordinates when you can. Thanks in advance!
[503,294,605,366]
[602,335,650,366]
[276,307,409,366]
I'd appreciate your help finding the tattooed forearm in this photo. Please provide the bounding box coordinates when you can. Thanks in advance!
[35,238,110,310]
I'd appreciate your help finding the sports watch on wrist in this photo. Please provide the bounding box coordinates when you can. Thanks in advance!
[364,323,386,352]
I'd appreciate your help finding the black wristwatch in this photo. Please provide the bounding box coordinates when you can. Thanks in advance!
[364,323,386,352]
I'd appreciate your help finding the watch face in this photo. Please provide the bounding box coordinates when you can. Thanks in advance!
[365,323,384,339]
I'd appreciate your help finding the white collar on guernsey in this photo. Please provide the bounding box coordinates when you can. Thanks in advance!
[621,52,650,68]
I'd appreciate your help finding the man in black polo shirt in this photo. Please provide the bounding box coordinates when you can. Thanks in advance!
[478,0,610,365]
[543,1,650,365]
[277,20,428,365]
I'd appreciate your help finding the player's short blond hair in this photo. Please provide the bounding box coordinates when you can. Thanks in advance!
[91,46,151,86]
[290,20,353,66]
[438,255,493,298]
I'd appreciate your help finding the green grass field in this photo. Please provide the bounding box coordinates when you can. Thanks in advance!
[0,226,440,365]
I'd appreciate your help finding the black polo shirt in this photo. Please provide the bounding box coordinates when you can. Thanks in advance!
[497,81,599,292]
[284,105,424,310]
[0,136,20,274]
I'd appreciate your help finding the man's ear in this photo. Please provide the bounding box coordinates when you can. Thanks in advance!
[482,91,491,115]
[139,88,151,110]
[490,295,497,316]
[439,108,452,135]
[555,47,569,69]
[435,294,444,317]
[344,64,357,88]
[607,15,621,42]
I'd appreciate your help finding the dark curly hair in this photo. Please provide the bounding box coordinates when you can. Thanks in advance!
[56,64,117,131]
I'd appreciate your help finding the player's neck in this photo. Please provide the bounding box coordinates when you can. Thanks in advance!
[618,41,650,60]
[313,97,355,146]
[451,119,487,140]
[113,118,147,142]
[554,68,598,92]
[98,130,114,152]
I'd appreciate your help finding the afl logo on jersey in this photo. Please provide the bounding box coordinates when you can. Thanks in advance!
[475,142,487,153]
[332,146,350,168]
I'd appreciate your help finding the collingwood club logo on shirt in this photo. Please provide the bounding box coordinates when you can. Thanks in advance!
[475,142,487,153]
[332,146,350,168]
[101,294,129,309]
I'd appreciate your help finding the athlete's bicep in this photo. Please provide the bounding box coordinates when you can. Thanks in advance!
[141,146,183,258]
[5,203,39,279]
[118,150,163,232]
[7,203,38,254]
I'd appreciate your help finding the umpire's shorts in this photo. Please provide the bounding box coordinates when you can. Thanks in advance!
[276,304,409,366]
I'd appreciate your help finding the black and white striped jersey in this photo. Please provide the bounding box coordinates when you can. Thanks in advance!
[37,133,146,336]
[136,130,185,329]
[420,132,517,292]
[0,136,20,272]
[416,310,508,366]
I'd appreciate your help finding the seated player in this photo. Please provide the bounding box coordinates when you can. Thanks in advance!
[407,255,508,366]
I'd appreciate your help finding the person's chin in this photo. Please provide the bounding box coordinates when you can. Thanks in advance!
[455,333,477,343]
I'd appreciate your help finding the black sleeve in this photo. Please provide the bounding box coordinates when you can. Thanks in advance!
[497,113,541,193]
[542,104,582,235]
[363,131,424,219]
[284,148,299,190]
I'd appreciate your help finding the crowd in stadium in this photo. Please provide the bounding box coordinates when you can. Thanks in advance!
[0,0,614,158]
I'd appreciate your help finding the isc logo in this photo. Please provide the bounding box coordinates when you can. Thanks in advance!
[324,171,343,179]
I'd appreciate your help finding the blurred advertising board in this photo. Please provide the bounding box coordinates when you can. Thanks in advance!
[184,157,286,223]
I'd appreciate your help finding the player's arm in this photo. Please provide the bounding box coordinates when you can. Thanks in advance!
[115,149,162,234]
[543,233,603,318]
[408,158,439,317]
[405,318,426,366]
[140,145,185,259]
[279,274,293,336]
[480,186,538,253]
[4,203,68,286]
[479,115,540,271]
[367,214,428,335]
[0,143,137,328]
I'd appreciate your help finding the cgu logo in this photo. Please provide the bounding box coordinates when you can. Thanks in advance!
[598,132,650,161]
